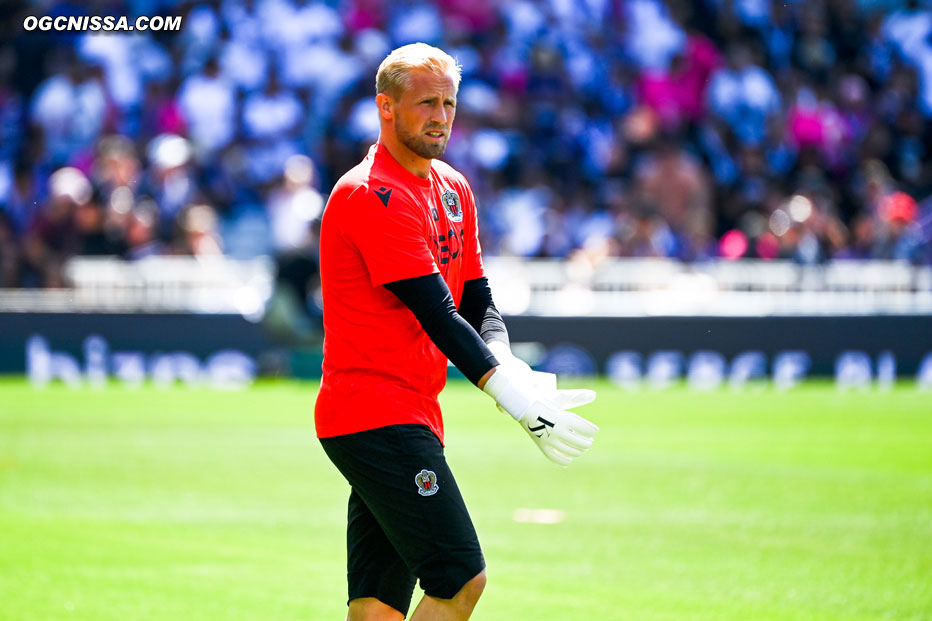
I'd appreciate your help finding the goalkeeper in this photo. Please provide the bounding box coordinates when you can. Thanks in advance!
[315,43,599,621]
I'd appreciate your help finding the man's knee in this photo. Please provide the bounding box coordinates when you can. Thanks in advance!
[457,570,487,606]
[347,597,405,621]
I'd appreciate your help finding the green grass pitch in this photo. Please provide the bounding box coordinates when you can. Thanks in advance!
[1,378,930,620]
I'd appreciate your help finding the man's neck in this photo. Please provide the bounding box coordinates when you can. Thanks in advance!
[379,135,432,179]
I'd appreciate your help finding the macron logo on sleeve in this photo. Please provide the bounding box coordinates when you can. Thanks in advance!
[375,187,392,207]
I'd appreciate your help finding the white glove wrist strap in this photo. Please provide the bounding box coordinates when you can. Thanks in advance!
[486,340,513,361]
[482,366,534,421]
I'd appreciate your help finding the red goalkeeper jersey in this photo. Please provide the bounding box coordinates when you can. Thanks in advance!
[314,143,485,444]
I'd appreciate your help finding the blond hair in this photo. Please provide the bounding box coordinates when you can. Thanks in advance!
[376,43,462,99]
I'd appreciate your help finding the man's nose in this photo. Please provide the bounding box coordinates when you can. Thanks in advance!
[430,103,449,125]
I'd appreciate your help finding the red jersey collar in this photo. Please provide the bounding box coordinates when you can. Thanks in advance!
[373,142,433,189]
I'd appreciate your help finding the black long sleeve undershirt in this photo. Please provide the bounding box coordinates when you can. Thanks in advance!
[458,277,509,346]
[383,274,505,386]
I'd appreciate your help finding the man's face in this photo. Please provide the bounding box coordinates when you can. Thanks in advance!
[391,68,457,161]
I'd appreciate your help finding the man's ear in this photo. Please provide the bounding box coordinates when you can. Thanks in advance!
[376,93,393,121]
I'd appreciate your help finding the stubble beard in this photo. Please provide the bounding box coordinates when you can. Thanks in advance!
[395,119,448,160]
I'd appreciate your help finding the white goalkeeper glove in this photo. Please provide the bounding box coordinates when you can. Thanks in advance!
[482,360,599,467]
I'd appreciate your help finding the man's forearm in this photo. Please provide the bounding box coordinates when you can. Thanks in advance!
[384,273,499,386]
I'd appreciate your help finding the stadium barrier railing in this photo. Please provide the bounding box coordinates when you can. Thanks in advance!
[0,256,930,317]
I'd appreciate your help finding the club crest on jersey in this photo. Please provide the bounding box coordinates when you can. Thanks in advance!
[440,189,463,222]
[415,469,439,496]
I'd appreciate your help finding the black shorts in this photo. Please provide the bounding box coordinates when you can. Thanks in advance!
[319,424,485,616]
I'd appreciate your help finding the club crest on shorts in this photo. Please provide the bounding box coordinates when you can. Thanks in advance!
[440,189,463,223]
[415,469,439,496]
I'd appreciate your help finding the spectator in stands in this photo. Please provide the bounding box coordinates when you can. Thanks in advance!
[495,166,554,257]
[0,212,18,287]
[0,47,23,165]
[241,68,305,185]
[21,167,92,287]
[93,135,140,202]
[835,212,877,260]
[73,189,126,257]
[636,15,721,131]
[177,56,236,158]
[875,191,924,262]
[124,200,163,261]
[138,78,187,144]
[29,54,107,167]
[625,0,685,72]
[266,154,323,253]
[882,0,932,116]
[634,138,713,260]
[786,84,847,171]
[706,43,781,146]
[172,203,223,256]
[142,133,199,231]
[612,201,677,258]
[219,30,269,94]
[2,160,43,236]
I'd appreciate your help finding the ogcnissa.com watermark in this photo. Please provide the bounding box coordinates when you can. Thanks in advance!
[23,14,182,32]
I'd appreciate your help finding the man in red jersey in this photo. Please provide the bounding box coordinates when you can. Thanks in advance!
[316,43,599,621]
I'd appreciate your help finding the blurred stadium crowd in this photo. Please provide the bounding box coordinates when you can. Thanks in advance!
[1,0,931,288]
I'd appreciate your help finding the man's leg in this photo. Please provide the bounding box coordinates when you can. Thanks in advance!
[341,488,417,617]
[347,597,405,621]
[321,426,486,621]
[409,570,487,621]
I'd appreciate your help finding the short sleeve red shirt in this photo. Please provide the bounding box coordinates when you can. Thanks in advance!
[314,143,485,444]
